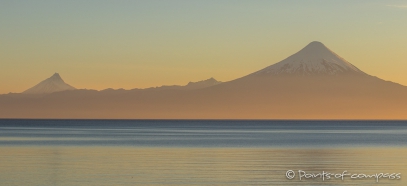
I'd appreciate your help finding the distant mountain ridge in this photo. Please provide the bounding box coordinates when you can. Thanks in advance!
[2,41,407,119]
[22,74,221,94]
[150,78,222,90]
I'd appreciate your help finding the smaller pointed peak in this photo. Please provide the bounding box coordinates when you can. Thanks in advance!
[22,72,76,94]
[50,73,62,79]
[48,73,65,83]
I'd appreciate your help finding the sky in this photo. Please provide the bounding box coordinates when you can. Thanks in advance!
[1,0,407,94]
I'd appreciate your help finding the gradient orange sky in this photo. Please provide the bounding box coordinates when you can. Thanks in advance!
[1,1,407,94]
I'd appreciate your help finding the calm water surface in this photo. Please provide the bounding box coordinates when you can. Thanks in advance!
[0,120,406,185]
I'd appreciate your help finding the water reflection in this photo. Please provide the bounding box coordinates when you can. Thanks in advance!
[0,147,405,185]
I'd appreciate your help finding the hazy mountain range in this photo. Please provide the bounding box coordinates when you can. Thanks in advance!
[22,73,222,94]
[1,41,407,119]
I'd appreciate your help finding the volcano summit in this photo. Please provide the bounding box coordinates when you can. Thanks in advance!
[252,41,364,76]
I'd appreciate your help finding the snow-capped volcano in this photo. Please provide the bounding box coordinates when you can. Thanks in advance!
[253,41,364,76]
[23,73,76,94]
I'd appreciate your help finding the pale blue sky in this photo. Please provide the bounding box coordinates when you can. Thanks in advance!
[1,0,407,93]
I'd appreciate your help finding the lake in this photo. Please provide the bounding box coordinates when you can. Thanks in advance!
[0,120,406,185]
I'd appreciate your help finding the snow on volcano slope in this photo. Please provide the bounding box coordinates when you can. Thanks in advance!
[253,41,365,76]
